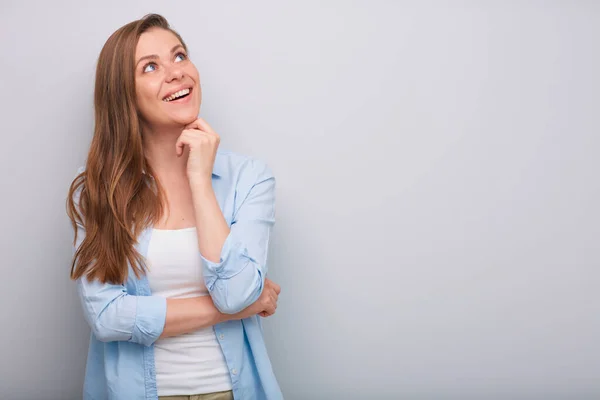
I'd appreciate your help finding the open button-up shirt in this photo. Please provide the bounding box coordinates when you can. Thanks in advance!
[71,149,283,400]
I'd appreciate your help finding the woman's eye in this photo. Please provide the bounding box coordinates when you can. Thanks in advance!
[143,63,157,73]
[175,52,187,62]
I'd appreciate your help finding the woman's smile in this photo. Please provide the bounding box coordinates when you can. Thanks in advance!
[162,87,193,104]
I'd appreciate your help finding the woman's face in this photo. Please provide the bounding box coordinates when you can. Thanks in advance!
[134,27,201,130]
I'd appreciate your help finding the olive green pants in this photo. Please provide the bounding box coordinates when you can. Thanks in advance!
[159,389,234,400]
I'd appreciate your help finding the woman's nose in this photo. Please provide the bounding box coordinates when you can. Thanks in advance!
[165,63,184,82]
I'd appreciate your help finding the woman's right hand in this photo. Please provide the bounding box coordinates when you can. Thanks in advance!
[231,278,281,320]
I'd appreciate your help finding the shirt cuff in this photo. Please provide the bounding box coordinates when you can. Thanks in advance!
[130,294,167,347]
[200,230,254,280]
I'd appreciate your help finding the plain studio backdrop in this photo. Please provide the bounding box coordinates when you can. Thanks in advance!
[0,1,598,399]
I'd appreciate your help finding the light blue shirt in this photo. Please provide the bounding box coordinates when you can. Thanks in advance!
[71,149,283,400]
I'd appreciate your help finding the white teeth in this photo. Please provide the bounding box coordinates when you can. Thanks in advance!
[163,88,190,102]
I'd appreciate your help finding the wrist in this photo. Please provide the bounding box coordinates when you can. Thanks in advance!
[215,310,227,324]
[188,174,212,188]
[214,307,236,324]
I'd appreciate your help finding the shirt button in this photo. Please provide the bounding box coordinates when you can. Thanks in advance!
[231,368,238,375]
[219,333,225,340]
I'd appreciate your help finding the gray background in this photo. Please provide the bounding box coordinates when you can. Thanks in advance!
[0,1,598,399]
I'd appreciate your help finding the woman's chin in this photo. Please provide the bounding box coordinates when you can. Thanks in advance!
[171,110,200,126]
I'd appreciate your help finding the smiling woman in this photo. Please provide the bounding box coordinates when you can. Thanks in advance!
[66,13,283,400]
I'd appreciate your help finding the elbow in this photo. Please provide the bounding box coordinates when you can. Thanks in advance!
[90,321,120,343]
[82,293,166,346]
[87,301,133,343]
[204,258,266,314]
[211,281,263,315]
[213,294,256,315]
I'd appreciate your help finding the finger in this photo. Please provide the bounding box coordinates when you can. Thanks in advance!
[183,129,219,148]
[184,118,204,132]
[273,282,281,295]
[186,117,216,135]
[182,128,213,141]
[184,118,207,134]
[175,134,188,157]
[266,305,276,315]
[261,297,270,310]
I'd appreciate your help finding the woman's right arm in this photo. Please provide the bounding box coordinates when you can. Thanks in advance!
[71,179,164,346]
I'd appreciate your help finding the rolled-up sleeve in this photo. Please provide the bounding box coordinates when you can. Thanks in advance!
[76,273,166,346]
[200,158,276,314]
[71,168,167,346]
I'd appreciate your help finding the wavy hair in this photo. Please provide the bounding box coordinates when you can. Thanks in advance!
[66,14,188,284]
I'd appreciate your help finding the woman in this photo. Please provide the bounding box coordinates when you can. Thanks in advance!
[66,13,283,400]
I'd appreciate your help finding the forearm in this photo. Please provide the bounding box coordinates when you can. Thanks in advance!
[190,178,230,263]
[190,167,275,314]
[159,296,230,339]
[159,295,258,339]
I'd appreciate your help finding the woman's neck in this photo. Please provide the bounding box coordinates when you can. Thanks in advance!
[142,124,190,181]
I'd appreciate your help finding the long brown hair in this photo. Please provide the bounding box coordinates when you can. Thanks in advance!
[66,14,188,284]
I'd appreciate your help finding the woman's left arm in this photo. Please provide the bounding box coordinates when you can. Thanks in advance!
[190,158,276,314]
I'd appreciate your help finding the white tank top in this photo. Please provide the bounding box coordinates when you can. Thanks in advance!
[146,227,233,396]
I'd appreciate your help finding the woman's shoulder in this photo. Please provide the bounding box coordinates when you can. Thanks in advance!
[216,148,274,181]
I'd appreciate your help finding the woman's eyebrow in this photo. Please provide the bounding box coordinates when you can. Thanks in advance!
[136,44,185,66]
